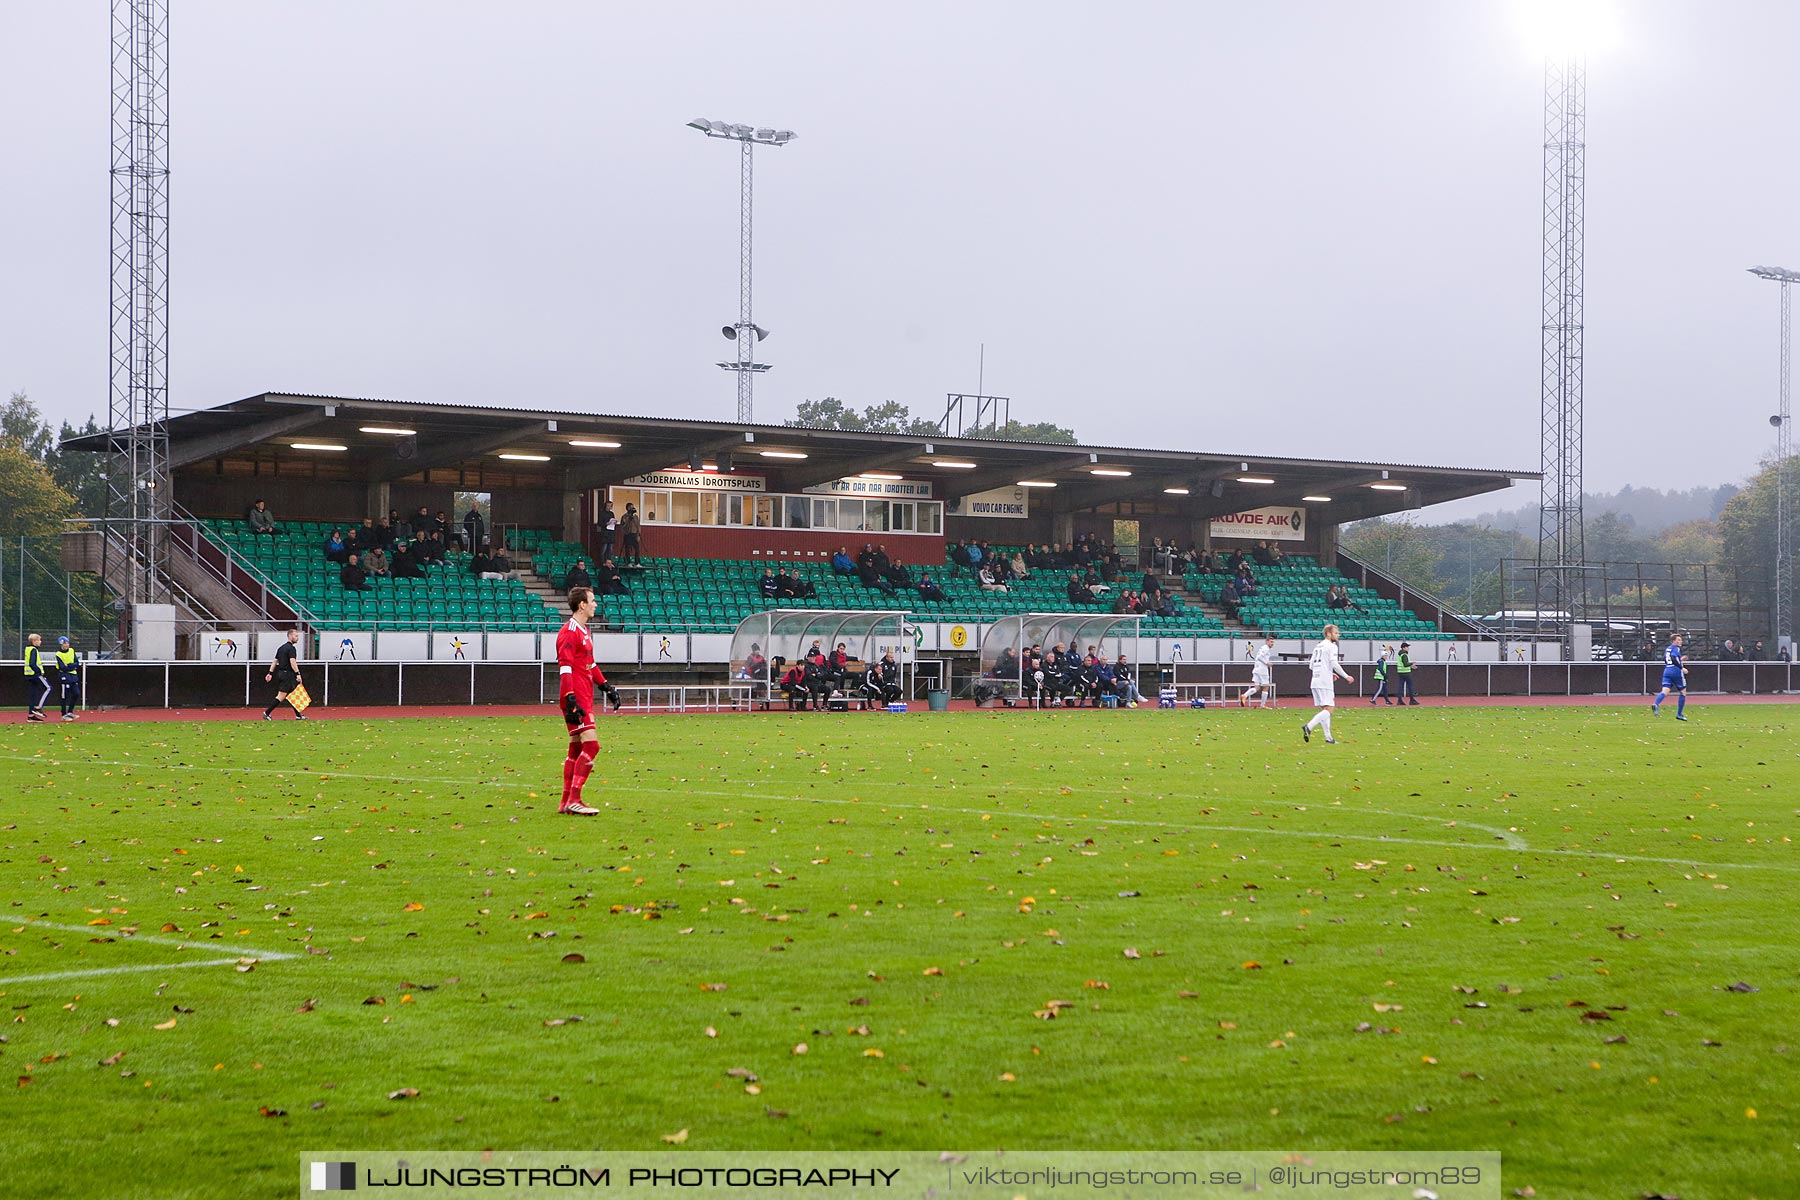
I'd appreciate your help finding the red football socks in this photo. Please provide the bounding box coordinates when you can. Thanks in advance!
[566,741,598,806]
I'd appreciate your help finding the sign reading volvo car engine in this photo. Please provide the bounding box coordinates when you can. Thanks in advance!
[1210,506,1306,541]
[955,486,1030,519]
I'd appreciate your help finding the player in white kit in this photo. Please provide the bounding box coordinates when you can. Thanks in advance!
[1301,623,1354,744]
[1240,635,1277,708]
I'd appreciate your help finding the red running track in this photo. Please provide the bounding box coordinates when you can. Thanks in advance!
[10,692,1798,724]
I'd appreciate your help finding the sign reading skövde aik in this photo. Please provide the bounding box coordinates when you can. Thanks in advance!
[1210,506,1306,541]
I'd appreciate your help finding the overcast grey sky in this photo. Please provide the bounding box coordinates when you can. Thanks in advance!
[3,2,1796,519]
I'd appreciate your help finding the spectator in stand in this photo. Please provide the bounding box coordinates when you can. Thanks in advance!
[778,568,817,599]
[365,546,391,578]
[886,557,914,590]
[1752,640,1767,659]
[978,563,1010,593]
[490,544,514,577]
[1111,589,1135,615]
[1067,573,1095,605]
[462,504,486,553]
[1140,567,1160,595]
[564,558,592,591]
[427,530,449,563]
[408,531,432,568]
[871,544,892,576]
[619,503,641,565]
[598,501,617,566]
[470,546,495,578]
[1252,539,1275,567]
[597,559,628,595]
[1023,543,1045,569]
[434,510,453,544]
[1234,564,1259,597]
[389,507,407,538]
[950,540,973,576]
[323,529,349,564]
[247,499,279,536]
[1718,638,1742,661]
[857,547,895,595]
[1220,577,1242,621]
[916,573,945,603]
[414,506,437,534]
[340,552,371,591]
[1781,644,1794,664]
[778,660,809,710]
[1010,549,1031,581]
[831,547,857,577]
[966,541,984,574]
[760,568,782,600]
[391,543,425,579]
[1325,584,1348,610]
[1269,542,1287,566]
[351,517,377,556]
[1227,547,1246,573]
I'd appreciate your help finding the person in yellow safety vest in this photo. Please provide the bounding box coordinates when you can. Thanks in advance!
[1395,641,1420,705]
[53,636,81,721]
[23,633,53,722]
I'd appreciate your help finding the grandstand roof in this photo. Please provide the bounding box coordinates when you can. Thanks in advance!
[74,392,1535,521]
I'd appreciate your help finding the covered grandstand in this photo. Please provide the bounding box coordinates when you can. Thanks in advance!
[66,391,1531,671]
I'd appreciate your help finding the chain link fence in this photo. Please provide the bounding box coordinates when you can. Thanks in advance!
[0,536,122,659]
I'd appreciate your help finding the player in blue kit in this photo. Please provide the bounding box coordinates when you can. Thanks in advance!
[1651,632,1688,721]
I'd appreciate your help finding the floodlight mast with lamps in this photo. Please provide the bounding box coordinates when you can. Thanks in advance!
[1749,265,1798,651]
[687,119,796,424]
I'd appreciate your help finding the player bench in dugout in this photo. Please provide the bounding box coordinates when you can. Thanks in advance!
[735,658,874,711]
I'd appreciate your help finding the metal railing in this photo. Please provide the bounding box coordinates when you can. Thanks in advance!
[1337,548,1500,639]
[1495,558,1768,655]
[167,503,319,629]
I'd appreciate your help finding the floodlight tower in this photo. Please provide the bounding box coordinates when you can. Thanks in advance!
[107,0,173,605]
[1535,54,1586,640]
[686,119,796,424]
[1749,265,1798,652]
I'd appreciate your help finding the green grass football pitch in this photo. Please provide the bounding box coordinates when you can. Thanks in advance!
[1,704,1795,1200]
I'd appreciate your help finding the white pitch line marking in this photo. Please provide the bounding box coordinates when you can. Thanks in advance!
[0,919,297,987]
[2,754,1789,873]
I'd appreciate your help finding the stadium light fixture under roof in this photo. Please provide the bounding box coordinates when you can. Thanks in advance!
[1749,266,1800,284]
[1091,468,1132,477]
[1303,495,1333,502]
[291,442,346,452]
[358,425,415,436]
[498,452,551,462]
[1368,482,1408,491]
[932,460,977,469]
[1017,480,1057,488]
[1237,476,1274,484]
[1162,487,1190,495]
[759,450,807,459]
[568,439,622,449]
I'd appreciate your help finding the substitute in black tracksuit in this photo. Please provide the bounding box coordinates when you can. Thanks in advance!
[53,637,80,720]
[22,633,51,722]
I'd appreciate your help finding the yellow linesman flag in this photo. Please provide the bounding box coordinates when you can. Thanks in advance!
[286,682,313,714]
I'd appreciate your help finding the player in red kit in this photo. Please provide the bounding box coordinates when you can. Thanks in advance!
[555,586,622,815]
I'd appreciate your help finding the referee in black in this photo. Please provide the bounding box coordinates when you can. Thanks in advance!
[261,629,307,720]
